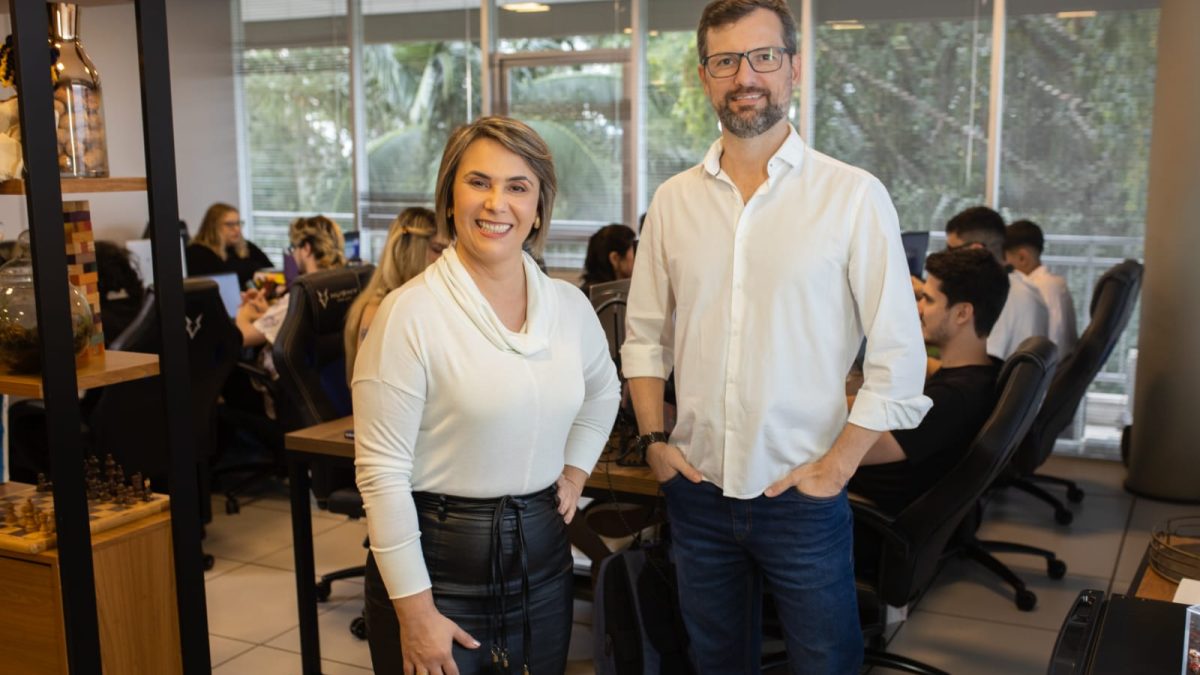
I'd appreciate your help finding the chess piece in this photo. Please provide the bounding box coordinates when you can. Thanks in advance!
[21,499,37,531]
[36,473,52,492]
[142,478,153,501]
[4,501,16,526]
[45,511,55,535]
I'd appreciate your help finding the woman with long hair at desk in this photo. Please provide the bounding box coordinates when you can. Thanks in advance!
[352,116,620,674]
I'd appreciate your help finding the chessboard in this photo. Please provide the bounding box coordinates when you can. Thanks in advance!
[0,481,170,555]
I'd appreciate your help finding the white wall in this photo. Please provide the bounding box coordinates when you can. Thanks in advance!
[0,0,237,243]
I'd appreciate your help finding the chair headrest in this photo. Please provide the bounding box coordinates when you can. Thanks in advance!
[291,266,374,336]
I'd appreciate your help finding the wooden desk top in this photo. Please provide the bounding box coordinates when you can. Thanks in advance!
[284,415,355,460]
[283,415,661,496]
[1133,564,1178,602]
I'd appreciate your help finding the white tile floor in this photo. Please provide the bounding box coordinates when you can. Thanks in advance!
[201,456,1183,673]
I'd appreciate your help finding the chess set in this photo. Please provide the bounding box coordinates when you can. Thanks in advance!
[0,454,169,554]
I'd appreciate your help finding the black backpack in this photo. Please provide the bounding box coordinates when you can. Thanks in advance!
[592,543,695,675]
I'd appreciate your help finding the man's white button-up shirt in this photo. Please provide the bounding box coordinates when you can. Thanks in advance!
[621,127,932,498]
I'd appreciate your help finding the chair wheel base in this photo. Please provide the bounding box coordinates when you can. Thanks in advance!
[350,616,367,640]
[1067,487,1085,503]
[1048,559,1067,579]
[225,497,240,515]
[1016,589,1037,611]
[203,554,215,572]
[1055,508,1074,525]
[315,581,331,603]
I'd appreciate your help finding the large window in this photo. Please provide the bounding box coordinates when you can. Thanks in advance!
[242,42,351,264]
[814,2,991,231]
[999,8,1159,447]
[234,0,1161,457]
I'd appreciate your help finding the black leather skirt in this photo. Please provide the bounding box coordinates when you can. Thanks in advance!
[364,486,574,674]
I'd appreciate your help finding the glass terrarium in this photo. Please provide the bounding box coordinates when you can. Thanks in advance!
[0,231,93,373]
[49,2,108,178]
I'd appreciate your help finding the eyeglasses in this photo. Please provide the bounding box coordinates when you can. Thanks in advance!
[221,220,245,228]
[701,46,793,79]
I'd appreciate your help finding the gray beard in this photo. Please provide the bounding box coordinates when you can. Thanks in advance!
[718,92,787,138]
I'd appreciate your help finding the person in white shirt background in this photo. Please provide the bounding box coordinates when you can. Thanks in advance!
[621,1,930,671]
[1004,219,1078,355]
[945,206,1051,360]
[353,116,620,675]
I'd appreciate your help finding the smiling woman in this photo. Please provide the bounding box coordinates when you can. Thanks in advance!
[352,116,620,675]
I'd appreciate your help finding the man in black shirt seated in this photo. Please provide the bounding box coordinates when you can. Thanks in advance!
[849,248,1010,514]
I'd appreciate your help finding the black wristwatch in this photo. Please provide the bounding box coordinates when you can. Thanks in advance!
[635,431,669,453]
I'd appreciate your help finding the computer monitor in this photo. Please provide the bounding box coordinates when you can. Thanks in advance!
[125,237,186,287]
[198,272,241,319]
[901,231,931,278]
[344,230,361,262]
[283,251,300,288]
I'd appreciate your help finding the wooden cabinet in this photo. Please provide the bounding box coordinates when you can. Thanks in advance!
[0,511,181,675]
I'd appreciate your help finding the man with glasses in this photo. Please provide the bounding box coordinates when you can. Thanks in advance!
[621,1,930,672]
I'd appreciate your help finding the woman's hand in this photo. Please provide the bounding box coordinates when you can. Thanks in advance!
[556,466,587,524]
[394,592,480,675]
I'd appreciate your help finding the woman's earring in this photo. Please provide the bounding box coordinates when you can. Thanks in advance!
[533,216,541,230]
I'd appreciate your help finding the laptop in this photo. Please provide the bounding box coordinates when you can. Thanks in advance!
[901,231,931,278]
[198,272,242,319]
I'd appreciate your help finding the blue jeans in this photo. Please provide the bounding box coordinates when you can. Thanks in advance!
[662,476,862,675]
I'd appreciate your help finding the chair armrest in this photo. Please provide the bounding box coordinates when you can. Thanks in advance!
[235,360,279,394]
[849,494,911,557]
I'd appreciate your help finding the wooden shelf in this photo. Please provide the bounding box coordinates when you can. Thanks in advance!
[0,177,147,195]
[0,350,159,398]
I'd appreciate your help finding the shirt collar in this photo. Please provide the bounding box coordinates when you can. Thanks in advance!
[702,124,807,179]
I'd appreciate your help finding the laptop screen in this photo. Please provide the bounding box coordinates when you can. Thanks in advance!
[901,231,931,278]
[199,272,241,319]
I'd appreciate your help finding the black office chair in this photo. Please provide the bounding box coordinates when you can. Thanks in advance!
[271,265,373,637]
[88,279,242,569]
[849,337,1057,673]
[999,260,1143,525]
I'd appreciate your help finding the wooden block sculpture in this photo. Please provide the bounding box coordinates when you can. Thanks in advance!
[63,199,104,361]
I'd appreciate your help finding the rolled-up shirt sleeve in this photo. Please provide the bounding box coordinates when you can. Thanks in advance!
[845,178,933,432]
[353,318,430,599]
[563,298,621,474]
[621,201,676,380]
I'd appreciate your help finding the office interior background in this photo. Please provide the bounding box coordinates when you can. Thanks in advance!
[0,0,1189,673]
[0,0,1154,460]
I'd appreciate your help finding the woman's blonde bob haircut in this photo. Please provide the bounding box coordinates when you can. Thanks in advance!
[343,207,438,381]
[194,202,246,261]
[433,116,556,258]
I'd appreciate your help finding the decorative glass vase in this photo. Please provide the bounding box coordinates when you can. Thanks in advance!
[0,231,93,374]
[49,2,108,178]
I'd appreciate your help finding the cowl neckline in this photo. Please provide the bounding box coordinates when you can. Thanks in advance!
[429,245,556,356]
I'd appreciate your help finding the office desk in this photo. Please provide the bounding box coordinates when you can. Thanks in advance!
[283,415,660,674]
[284,415,355,675]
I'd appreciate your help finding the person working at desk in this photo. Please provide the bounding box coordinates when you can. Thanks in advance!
[945,205,1049,360]
[236,214,346,395]
[353,116,620,675]
[622,1,930,671]
[186,202,273,288]
[579,223,637,296]
[342,206,449,382]
[850,248,1008,514]
[1005,219,1078,354]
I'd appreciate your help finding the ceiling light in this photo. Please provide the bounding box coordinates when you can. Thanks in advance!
[827,20,864,30]
[1056,10,1097,19]
[502,2,550,13]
